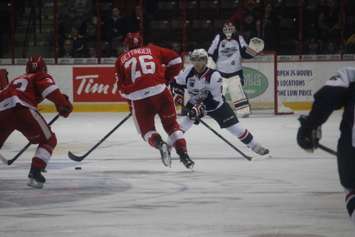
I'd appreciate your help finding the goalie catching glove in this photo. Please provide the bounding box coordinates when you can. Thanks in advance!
[188,103,206,124]
[297,115,322,152]
[248,37,264,53]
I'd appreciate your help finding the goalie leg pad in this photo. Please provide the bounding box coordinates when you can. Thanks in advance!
[227,75,251,116]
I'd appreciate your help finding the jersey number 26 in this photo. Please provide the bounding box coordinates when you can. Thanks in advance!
[124,55,156,82]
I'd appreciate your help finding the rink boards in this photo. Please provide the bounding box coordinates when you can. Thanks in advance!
[1,58,355,112]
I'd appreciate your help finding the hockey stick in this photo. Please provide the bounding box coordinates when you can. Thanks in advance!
[68,112,132,162]
[318,143,337,156]
[199,119,252,161]
[1,114,60,166]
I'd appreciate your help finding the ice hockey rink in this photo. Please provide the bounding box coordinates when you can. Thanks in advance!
[0,111,354,237]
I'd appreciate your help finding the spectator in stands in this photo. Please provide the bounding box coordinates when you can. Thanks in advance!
[67,27,87,57]
[322,40,339,54]
[62,0,92,21]
[101,41,118,58]
[61,39,73,57]
[229,0,262,41]
[0,2,10,57]
[261,2,280,51]
[305,37,320,54]
[345,33,355,53]
[80,16,101,44]
[61,0,92,32]
[88,47,97,58]
[318,0,341,42]
[124,5,141,34]
[303,0,320,41]
[103,8,126,45]
[141,0,158,42]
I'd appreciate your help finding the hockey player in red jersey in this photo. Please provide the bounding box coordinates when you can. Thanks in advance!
[115,32,194,169]
[0,56,73,188]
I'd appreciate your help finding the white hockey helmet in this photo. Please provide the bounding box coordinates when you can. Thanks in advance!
[190,48,208,62]
[190,49,208,72]
[223,22,236,39]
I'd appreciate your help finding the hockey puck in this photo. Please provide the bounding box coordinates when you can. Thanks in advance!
[75,166,82,170]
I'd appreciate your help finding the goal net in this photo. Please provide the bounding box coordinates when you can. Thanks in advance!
[242,52,293,115]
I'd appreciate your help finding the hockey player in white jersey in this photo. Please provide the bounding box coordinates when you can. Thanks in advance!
[171,49,269,157]
[208,22,264,117]
[297,67,355,226]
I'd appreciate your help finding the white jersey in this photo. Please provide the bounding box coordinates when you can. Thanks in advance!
[325,67,355,88]
[175,65,224,112]
[208,34,249,74]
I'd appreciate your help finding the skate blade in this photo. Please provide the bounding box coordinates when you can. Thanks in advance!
[160,144,172,168]
[161,156,172,167]
[251,153,272,161]
[27,178,44,189]
[184,161,195,170]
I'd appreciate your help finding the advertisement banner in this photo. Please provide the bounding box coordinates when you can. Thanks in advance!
[277,63,315,102]
[73,67,124,102]
[243,61,275,109]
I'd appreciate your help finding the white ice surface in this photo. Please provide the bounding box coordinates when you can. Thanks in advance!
[0,111,354,237]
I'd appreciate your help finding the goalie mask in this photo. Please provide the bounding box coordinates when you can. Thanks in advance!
[190,49,208,73]
[26,56,47,73]
[123,32,143,50]
[0,69,9,90]
[223,22,236,40]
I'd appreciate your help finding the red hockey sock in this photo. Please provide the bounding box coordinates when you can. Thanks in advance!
[31,157,46,169]
[174,139,187,153]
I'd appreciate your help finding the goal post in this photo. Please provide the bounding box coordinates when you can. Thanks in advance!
[242,51,294,115]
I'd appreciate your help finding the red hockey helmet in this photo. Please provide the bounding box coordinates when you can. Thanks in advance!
[0,69,9,90]
[123,32,143,50]
[26,56,47,73]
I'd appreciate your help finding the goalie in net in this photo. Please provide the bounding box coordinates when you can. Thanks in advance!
[207,21,264,118]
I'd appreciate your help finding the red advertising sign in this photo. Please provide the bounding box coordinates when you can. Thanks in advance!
[73,67,124,102]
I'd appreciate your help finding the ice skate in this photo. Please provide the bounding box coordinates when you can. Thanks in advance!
[251,143,270,156]
[27,167,46,189]
[157,141,171,167]
[239,113,250,118]
[177,151,194,169]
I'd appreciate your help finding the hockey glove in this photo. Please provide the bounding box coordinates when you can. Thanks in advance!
[188,103,206,124]
[248,37,264,53]
[297,115,322,152]
[172,87,184,105]
[47,90,73,118]
[56,94,73,118]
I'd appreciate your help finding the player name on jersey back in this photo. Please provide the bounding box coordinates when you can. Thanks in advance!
[120,48,152,64]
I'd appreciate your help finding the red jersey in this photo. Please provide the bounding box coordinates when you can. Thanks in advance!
[115,44,182,100]
[0,72,59,111]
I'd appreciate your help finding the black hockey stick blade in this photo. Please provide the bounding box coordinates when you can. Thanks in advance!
[318,143,337,156]
[5,114,60,166]
[67,151,86,162]
[199,119,252,161]
[7,143,32,165]
[67,112,132,162]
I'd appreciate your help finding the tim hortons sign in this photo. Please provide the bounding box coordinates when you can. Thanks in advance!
[73,67,124,102]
